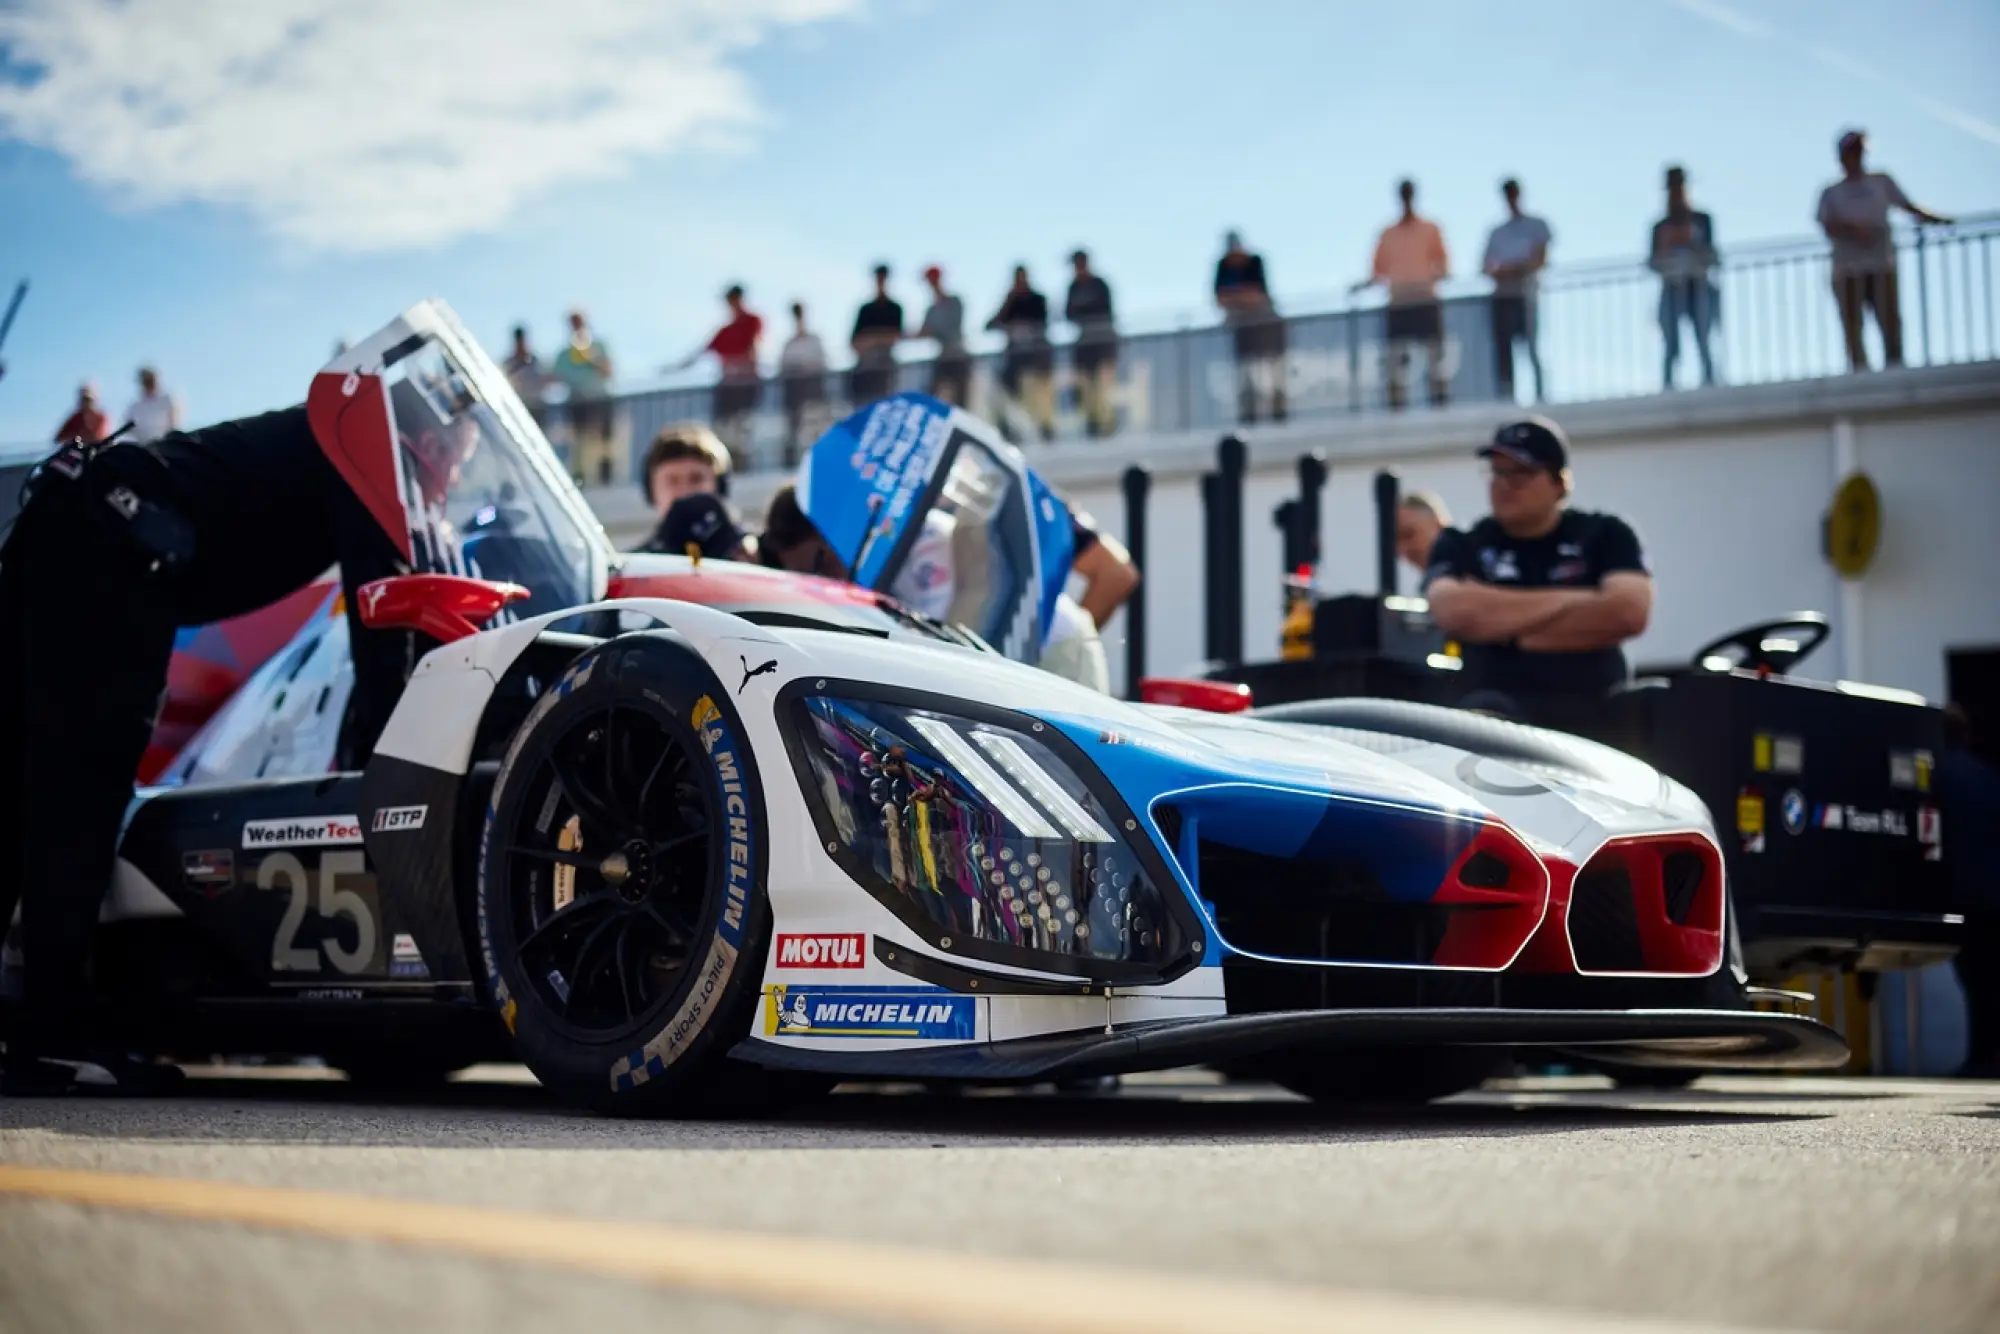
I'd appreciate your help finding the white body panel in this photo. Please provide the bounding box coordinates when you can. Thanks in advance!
[364,597,1724,1051]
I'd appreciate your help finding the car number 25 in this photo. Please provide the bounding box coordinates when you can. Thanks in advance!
[257,850,380,975]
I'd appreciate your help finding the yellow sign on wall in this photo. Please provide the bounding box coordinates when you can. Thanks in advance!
[1824,472,1882,580]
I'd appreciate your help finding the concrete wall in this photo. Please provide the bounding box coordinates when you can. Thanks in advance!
[588,361,2000,704]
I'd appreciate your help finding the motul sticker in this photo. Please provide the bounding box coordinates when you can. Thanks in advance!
[372,805,428,833]
[242,815,363,849]
[776,933,866,969]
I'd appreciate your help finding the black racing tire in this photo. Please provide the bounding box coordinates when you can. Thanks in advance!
[475,631,793,1117]
[1254,1047,1505,1105]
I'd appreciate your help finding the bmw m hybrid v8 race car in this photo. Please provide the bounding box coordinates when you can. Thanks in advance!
[1,301,1846,1112]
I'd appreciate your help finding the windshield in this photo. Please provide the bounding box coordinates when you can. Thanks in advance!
[880,431,1036,646]
[377,336,598,617]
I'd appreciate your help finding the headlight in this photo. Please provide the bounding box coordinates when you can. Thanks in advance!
[788,693,1189,977]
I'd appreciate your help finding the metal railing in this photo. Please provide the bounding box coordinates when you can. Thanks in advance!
[9,215,1993,478]
[548,212,1997,482]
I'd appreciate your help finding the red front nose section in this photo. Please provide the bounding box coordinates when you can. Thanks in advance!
[1516,833,1726,977]
[1428,822,1554,970]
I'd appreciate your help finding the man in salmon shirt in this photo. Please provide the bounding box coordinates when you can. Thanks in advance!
[1355,179,1451,411]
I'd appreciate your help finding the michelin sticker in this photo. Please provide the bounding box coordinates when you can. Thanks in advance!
[608,694,755,1092]
[764,985,976,1041]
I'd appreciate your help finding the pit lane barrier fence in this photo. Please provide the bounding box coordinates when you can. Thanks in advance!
[510,213,2000,485]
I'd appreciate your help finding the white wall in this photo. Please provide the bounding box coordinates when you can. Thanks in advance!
[589,362,2000,704]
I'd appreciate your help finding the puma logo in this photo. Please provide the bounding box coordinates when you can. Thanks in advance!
[738,655,778,695]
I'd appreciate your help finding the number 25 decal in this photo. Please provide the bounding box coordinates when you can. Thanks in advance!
[259,850,376,974]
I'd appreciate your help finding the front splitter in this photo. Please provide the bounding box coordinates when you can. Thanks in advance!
[729,1006,1848,1081]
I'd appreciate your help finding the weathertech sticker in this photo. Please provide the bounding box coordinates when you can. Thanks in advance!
[763,986,975,1040]
[775,933,866,969]
[372,805,428,833]
[242,815,363,849]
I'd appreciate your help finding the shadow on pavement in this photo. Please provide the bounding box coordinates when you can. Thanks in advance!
[0,1071,1831,1152]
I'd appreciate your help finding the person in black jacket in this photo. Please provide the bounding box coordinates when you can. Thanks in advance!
[1065,250,1118,438]
[1214,231,1285,423]
[986,266,1054,442]
[0,408,413,1095]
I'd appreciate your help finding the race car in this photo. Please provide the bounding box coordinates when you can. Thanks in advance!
[0,302,1847,1113]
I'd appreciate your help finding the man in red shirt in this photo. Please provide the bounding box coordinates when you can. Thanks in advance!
[674,285,764,459]
[53,382,112,444]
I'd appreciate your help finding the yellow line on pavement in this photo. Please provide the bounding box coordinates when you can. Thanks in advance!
[0,1163,1746,1334]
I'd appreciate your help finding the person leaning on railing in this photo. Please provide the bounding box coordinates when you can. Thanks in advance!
[1065,250,1119,438]
[1214,230,1285,425]
[986,266,1056,443]
[1817,128,1953,374]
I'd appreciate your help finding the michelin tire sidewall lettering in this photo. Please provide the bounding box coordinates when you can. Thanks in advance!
[474,634,771,1112]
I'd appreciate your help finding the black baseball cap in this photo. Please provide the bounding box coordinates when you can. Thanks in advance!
[1479,417,1569,473]
[660,492,745,560]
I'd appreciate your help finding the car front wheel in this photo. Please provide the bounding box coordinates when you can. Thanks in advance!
[475,632,791,1116]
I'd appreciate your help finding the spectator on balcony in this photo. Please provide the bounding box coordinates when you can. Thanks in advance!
[1214,230,1285,424]
[1817,129,1953,373]
[1355,179,1451,411]
[1649,166,1720,390]
[916,266,971,408]
[54,382,111,444]
[779,302,830,465]
[124,366,181,444]
[1395,491,1453,575]
[502,325,549,424]
[672,285,764,460]
[986,265,1056,443]
[1066,249,1119,438]
[1482,179,1551,404]
[552,308,617,484]
[850,264,904,408]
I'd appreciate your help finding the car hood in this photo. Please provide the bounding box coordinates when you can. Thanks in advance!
[773,627,1710,864]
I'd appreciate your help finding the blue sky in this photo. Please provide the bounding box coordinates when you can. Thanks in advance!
[1,0,1997,445]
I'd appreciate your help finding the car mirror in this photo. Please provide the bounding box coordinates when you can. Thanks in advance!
[356,573,529,643]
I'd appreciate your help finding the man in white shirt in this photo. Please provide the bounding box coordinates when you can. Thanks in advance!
[778,302,829,464]
[1816,128,1951,372]
[916,266,971,408]
[1482,179,1552,403]
[125,366,180,443]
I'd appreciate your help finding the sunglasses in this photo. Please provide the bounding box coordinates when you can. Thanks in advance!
[1486,462,1546,486]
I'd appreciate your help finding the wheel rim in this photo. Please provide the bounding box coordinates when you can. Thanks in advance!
[502,701,715,1040]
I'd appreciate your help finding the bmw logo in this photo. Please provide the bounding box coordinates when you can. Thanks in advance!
[1781,789,1807,835]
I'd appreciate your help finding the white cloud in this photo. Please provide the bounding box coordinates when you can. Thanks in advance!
[0,0,863,251]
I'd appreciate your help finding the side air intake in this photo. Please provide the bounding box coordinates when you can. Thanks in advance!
[1563,833,1726,977]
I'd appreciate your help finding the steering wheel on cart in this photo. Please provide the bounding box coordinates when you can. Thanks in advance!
[1691,613,1830,677]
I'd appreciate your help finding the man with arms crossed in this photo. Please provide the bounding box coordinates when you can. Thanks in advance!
[1423,418,1652,716]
